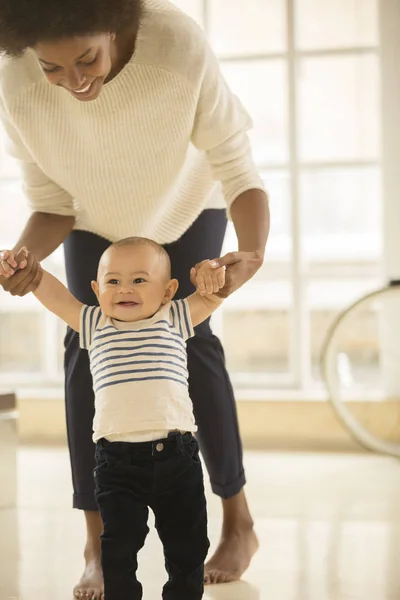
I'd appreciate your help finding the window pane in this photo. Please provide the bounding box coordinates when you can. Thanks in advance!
[309,279,382,383]
[222,170,291,265]
[223,280,292,380]
[209,0,286,56]
[221,60,288,164]
[0,312,42,372]
[301,167,382,262]
[262,171,291,263]
[298,55,379,162]
[224,307,290,377]
[171,0,203,25]
[0,181,29,247]
[296,0,378,50]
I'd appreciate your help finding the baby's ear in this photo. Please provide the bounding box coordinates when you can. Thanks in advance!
[91,280,99,298]
[162,278,179,304]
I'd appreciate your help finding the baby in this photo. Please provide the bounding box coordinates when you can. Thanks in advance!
[1,237,227,600]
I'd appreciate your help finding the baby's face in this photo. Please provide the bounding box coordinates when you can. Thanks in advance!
[91,245,177,322]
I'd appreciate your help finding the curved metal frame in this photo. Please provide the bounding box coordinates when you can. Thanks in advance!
[321,281,400,457]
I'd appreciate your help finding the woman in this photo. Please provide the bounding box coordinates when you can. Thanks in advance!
[0,0,269,597]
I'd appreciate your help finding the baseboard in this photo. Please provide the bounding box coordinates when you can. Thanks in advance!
[236,401,364,452]
[18,397,68,445]
[16,396,369,452]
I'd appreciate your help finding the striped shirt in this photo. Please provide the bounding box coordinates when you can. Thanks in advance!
[80,299,196,442]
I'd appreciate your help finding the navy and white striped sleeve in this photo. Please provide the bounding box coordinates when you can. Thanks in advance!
[79,306,102,349]
[169,299,195,341]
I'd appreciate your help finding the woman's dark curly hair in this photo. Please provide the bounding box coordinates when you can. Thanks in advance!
[0,0,143,56]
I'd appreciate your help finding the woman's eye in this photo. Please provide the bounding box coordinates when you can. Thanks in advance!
[79,56,97,67]
[133,278,145,284]
[42,56,97,74]
[42,65,61,73]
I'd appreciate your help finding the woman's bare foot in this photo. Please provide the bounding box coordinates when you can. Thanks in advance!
[204,489,258,585]
[73,510,104,600]
[73,558,104,599]
[204,525,259,584]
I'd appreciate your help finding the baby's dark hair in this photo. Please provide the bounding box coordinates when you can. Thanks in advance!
[0,0,143,56]
[111,237,172,279]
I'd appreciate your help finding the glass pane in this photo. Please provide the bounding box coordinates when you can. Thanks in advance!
[263,171,291,264]
[222,170,291,264]
[223,280,292,379]
[209,0,286,56]
[224,308,290,377]
[0,181,30,248]
[296,0,378,50]
[308,278,381,382]
[221,60,288,164]
[0,312,42,372]
[170,0,203,25]
[298,55,379,162]
[301,167,382,262]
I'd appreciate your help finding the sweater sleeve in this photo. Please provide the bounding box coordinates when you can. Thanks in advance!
[0,104,76,217]
[190,35,265,208]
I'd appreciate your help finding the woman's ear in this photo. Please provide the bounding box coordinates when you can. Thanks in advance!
[91,280,99,299]
[162,279,179,304]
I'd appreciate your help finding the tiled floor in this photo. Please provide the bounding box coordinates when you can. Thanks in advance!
[2,446,400,599]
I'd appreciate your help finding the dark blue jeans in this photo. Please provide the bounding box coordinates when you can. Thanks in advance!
[94,432,209,600]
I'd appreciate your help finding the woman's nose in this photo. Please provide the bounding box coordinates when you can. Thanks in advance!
[64,68,86,91]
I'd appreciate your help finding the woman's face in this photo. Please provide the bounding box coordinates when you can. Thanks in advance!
[34,34,116,101]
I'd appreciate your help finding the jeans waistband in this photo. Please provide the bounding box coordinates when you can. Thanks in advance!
[97,431,193,453]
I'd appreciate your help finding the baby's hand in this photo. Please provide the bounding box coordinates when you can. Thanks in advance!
[0,247,28,278]
[190,260,226,296]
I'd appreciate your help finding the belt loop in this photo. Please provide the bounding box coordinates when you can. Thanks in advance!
[176,433,183,451]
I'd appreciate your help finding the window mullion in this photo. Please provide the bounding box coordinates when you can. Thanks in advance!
[287,0,310,389]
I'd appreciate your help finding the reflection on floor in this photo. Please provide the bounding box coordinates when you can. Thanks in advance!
[1,446,400,599]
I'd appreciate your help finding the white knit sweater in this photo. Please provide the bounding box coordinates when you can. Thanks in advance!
[0,0,264,244]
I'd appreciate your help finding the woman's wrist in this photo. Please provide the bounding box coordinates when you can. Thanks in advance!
[12,212,75,262]
[230,189,270,256]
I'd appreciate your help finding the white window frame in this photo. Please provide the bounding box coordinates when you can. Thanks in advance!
[210,0,381,393]
[0,0,382,398]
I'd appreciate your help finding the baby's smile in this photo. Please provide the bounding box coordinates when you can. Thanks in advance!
[116,300,140,308]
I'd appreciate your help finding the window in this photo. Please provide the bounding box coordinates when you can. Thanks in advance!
[0,0,382,396]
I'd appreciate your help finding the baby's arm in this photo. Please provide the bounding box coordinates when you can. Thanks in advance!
[34,268,83,332]
[187,260,225,327]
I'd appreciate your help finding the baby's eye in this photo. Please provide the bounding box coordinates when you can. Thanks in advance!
[108,279,119,285]
[133,278,146,284]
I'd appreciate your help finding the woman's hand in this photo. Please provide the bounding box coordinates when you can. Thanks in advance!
[191,251,263,299]
[0,248,43,296]
[212,250,263,298]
